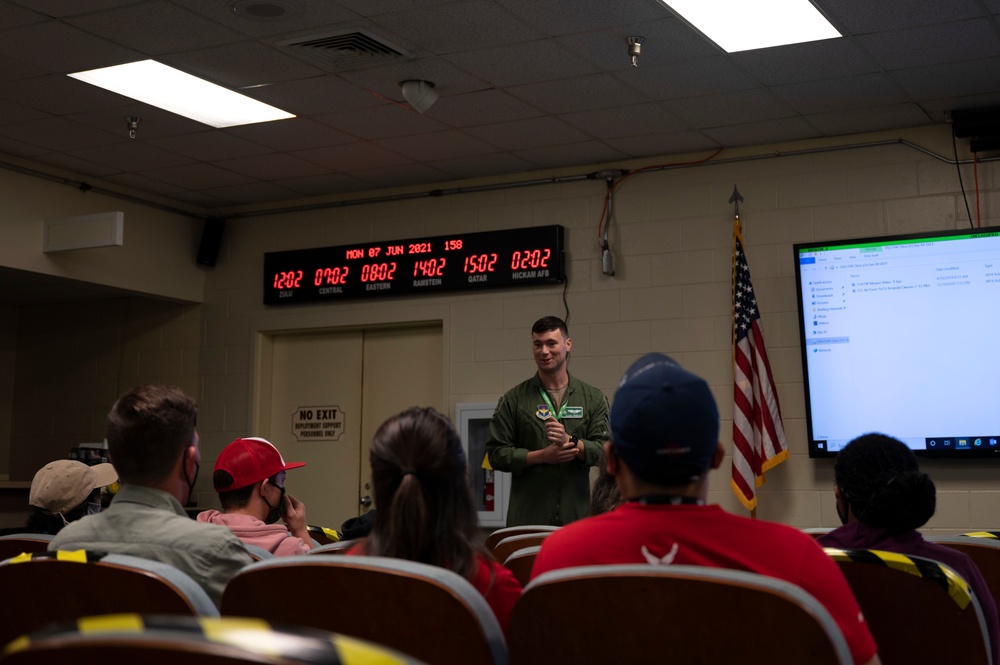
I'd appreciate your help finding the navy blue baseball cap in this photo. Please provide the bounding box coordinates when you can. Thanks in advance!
[610,353,720,485]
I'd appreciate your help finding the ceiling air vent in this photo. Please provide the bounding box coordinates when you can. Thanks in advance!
[277,29,411,72]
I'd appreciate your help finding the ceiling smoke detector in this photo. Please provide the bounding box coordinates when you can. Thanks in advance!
[228,0,302,20]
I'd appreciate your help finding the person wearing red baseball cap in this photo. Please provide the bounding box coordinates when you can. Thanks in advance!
[197,437,313,556]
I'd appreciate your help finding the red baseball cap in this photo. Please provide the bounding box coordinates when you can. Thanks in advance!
[213,437,305,492]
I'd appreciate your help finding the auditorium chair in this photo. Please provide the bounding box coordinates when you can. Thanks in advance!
[508,564,853,665]
[0,613,428,665]
[927,534,1000,626]
[0,550,217,651]
[490,534,552,567]
[221,555,506,665]
[305,539,358,555]
[0,533,53,560]
[501,545,541,587]
[825,547,992,665]
[484,526,558,553]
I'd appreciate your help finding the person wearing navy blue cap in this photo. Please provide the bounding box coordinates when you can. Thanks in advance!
[531,353,881,665]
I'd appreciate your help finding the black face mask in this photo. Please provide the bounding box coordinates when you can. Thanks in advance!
[262,484,286,525]
[184,460,200,507]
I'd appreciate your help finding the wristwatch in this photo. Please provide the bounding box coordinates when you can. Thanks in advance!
[569,435,579,446]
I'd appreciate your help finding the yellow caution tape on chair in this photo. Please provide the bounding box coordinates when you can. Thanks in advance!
[4,614,412,664]
[8,550,104,564]
[824,547,972,610]
[962,531,1000,539]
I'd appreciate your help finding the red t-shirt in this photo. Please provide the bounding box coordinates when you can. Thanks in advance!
[532,503,877,665]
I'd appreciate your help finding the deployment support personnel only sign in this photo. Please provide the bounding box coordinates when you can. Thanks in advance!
[292,406,345,441]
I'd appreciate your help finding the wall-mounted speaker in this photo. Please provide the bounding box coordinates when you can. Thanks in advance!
[43,211,124,252]
[196,217,225,267]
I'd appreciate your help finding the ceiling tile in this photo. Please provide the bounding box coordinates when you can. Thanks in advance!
[134,162,257,190]
[702,116,821,147]
[348,161,453,188]
[805,104,932,136]
[819,0,988,33]
[662,89,799,129]
[294,141,413,170]
[0,0,997,216]
[145,131,275,162]
[771,73,910,114]
[561,102,689,138]
[430,151,539,179]
[509,74,653,115]
[444,40,600,87]
[170,0,361,38]
[605,130,719,158]
[512,140,629,169]
[215,153,330,180]
[427,89,543,128]
[0,20,141,72]
[374,0,542,54]
[66,1,246,55]
[856,19,1000,71]
[465,117,589,150]
[199,180,301,204]
[315,102,447,139]
[624,56,756,101]
[271,172,370,197]
[161,41,325,89]
[66,140,195,171]
[224,117,355,151]
[373,130,496,161]
[732,39,880,86]
[494,0,664,36]
[0,116,124,152]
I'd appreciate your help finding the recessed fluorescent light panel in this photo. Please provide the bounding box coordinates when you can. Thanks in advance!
[659,0,841,52]
[69,60,295,128]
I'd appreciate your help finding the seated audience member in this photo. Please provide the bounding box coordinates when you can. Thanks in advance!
[589,465,622,516]
[818,432,999,663]
[340,509,376,540]
[50,384,254,607]
[349,407,522,636]
[531,353,880,665]
[26,460,118,534]
[198,437,313,555]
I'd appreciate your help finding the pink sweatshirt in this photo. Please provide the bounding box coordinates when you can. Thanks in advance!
[196,510,310,557]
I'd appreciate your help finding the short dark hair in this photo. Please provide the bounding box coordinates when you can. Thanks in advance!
[106,384,197,486]
[834,432,936,533]
[215,471,282,511]
[215,470,255,510]
[531,316,568,337]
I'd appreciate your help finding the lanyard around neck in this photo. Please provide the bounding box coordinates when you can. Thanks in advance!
[538,387,568,420]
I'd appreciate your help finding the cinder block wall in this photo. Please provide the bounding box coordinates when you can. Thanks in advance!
[196,124,999,533]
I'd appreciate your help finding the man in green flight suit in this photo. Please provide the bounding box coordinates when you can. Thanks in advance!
[486,316,610,526]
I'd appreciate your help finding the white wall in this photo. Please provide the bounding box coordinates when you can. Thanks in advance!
[0,163,205,303]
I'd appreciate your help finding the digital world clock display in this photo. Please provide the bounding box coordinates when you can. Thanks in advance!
[264,225,565,305]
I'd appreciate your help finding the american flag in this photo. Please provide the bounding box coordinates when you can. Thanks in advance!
[731,216,788,511]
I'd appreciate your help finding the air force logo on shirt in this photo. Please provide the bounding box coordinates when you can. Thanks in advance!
[536,405,551,419]
[563,406,584,419]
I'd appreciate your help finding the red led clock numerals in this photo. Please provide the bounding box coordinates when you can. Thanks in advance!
[360,262,397,282]
[511,249,551,270]
[413,258,446,277]
[463,253,497,274]
[273,270,303,289]
[314,267,349,286]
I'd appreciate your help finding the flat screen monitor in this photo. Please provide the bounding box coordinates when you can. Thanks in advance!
[794,226,1000,458]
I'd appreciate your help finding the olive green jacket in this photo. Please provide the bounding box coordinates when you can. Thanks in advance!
[486,373,609,527]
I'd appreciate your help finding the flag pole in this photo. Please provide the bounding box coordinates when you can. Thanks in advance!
[729,186,755,519]
[730,185,790,521]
